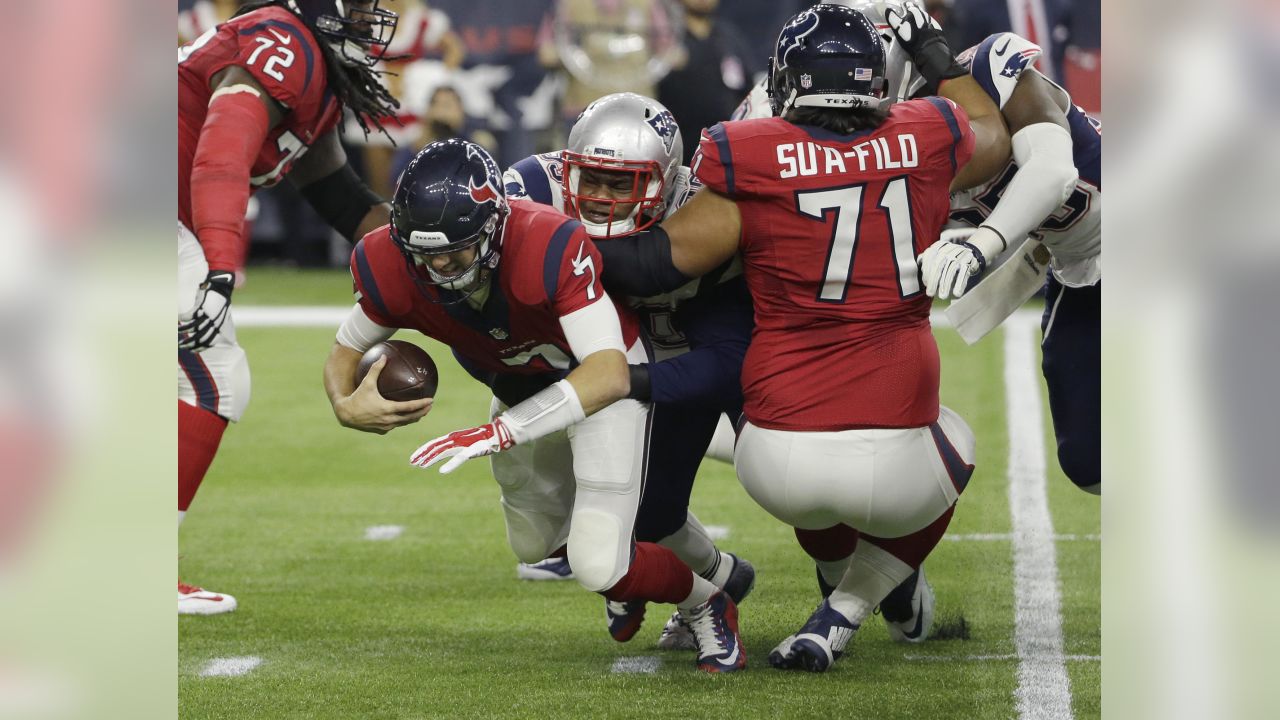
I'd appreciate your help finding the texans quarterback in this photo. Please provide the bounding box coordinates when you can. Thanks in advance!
[321,139,747,673]
[502,92,757,651]
[591,2,1012,671]
[178,0,404,615]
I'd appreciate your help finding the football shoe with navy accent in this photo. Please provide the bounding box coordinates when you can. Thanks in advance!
[516,557,574,581]
[768,599,858,673]
[658,554,757,651]
[605,599,648,642]
[680,591,746,673]
[879,568,934,643]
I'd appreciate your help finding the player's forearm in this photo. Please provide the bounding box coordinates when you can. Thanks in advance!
[324,343,362,407]
[564,350,630,416]
[979,123,1077,247]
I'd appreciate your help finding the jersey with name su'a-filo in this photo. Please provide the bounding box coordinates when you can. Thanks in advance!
[693,98,974,431]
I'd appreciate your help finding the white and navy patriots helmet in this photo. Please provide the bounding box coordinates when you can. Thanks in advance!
[389,140,508,298]
[563,93,683,238]
[283,0,398,67]
[768,3,887,116]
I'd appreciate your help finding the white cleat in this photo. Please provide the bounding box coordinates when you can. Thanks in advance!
[880,568,934,643]
[179,581,237,615]
[516,557,574,581]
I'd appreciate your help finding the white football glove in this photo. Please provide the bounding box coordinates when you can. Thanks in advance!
[918,226,1006,300]
[409,419,516,474]
[179,270,234,351]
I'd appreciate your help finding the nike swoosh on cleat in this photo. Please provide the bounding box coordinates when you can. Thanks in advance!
[718,644,740,667]
[994,38,1011,56]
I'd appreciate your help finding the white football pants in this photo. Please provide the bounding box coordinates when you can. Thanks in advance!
[178,221,250,422]
[734,406,976,539]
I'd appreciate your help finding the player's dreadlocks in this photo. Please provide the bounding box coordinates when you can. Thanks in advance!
[235,1,402,140]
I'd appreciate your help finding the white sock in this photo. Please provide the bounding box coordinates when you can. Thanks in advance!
[677,574,718,611]
[816,557,851,589]
[178,510,186,527]
[658,512,722,579]
[827,542,913,625]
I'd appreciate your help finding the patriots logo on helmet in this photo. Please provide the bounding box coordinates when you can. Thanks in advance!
[1000,48,1039,78]
[645,110,679,156]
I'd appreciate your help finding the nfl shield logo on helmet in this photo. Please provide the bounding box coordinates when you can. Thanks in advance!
[800,73,812,89]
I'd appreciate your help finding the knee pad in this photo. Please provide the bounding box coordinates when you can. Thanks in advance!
[501,499,560,564]
[567,509,629,592]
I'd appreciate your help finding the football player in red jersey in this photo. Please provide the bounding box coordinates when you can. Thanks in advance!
[178,0,402,615]
[592,2,1011,672]
[321,140,747,673]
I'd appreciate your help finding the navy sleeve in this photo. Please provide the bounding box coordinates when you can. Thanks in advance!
[646,278,752,412]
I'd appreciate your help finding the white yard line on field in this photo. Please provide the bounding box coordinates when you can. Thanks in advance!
[199,656,263,677]
[610,656,662,674]
[364,525,405,541]
[1004,314,1073,720]
[943,533,1100,542]
[905,654,1100,663]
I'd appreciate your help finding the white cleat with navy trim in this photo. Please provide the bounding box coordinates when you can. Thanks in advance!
[768,599,858,673]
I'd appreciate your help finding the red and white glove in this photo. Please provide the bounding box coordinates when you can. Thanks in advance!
[409,419,516,474]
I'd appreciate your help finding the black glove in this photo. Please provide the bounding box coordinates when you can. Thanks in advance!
[886,2,967,94]
[179,270,235,351]
[626,364,652,402]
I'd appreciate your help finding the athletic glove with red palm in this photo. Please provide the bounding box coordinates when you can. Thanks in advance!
[410,419,516,474]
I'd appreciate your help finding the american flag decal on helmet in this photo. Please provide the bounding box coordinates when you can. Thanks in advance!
[854,68,872,81]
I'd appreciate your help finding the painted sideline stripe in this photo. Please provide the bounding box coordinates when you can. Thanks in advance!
[364,525,405,541]
[1005,313,1073,720]
[199,656,263,677]
[944,533,1100,542]
[611,656,661,674]
[232,305,1042,328]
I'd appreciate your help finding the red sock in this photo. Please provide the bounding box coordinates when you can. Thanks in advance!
[179,400,227,512]
[863,505,956,569]
[601,542,694,603]
[795,524,859,562]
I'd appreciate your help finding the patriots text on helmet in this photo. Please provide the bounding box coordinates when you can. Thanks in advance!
[776,134,919,179]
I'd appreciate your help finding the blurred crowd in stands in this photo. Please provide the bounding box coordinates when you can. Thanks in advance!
[178,0,1100,269]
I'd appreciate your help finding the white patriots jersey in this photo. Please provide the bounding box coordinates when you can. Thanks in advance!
[953,33,1102,287]
[503,153,738,354]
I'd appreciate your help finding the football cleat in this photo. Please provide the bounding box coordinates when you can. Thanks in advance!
[658,554,757,651]
[178,581,237,615]
[816,564,837,599]
[516,557,575,581]
[605,599,648,642]
[679,591,746,673]
[879,568,935,643]
[768,599,858,673]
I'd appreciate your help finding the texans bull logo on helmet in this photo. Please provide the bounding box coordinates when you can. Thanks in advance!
[776,9,821,70]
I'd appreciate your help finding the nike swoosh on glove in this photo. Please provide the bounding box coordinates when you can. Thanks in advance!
[409,419,516,474]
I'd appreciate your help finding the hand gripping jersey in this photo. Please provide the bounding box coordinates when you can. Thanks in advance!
[350,199,640,377]
[503,152,740,356]
[694,100,974,431]
[953,32,1102,287]
[178,6,343,233]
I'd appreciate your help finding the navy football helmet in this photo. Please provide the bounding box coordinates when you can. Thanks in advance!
[768,3,887,116]
[390,140,509,299]
[284,1,397,67]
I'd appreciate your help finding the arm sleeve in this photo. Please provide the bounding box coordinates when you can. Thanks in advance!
[189,86,272,271]
[980,122,1078,246]
[595,225,693,297]
[645,281,752,408]
[335,303,396,351]
[559,296,626,362]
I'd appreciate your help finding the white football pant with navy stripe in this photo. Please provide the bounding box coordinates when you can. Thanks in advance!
[178,221,250,422]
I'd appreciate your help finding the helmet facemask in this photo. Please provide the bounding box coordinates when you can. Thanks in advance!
[392,212,504,301]
[291,0,398,68]
[561,152,667,239]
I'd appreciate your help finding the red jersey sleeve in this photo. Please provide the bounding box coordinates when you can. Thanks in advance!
[691,122,736,198]
[350,229,411,328]
[230,8,325,111]
[544,220,608,318]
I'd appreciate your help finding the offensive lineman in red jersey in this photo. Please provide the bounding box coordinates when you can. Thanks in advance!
[593,3,1011,672]
[178,0,403,615]
[321,140,747,673]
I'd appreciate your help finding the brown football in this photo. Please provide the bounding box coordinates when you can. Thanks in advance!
[355,340,439,401]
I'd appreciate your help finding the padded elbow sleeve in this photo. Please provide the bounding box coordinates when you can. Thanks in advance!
[596,226,693,297]
[299,164,385,241]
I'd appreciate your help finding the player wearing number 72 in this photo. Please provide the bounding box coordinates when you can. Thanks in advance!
[592,2,1012,672]
[177,0,400,616]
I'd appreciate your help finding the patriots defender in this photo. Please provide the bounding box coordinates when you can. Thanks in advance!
[590,2,1012,672]
[503,93,757,651]
[924,30,1101,495]
[178,0,401,615]
[322,140,746,673]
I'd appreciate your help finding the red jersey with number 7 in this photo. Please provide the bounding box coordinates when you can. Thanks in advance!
[178,6,342,232]
[692,98,975,431]
[350,199,641,377]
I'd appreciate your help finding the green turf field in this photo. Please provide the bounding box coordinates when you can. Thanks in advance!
[179,268,1099,720]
